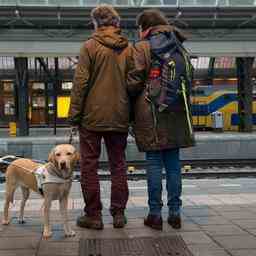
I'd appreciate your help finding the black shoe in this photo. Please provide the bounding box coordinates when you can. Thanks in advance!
[113,213,127,228]
[167,215,181,229]
[144,214,163,231]
[76,215,104,230]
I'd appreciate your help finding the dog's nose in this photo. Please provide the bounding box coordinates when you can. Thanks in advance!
[60,162,66,169]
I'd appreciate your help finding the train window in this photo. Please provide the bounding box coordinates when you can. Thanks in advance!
[4,99,15,115]
[62,82,73,90]
[32,97,45,108]
[33,83,45,91]
[3,82,14,92]
[192,89,205,96]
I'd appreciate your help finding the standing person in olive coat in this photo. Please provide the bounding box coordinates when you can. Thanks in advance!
[69,5,133,230]
[127,9,195,230]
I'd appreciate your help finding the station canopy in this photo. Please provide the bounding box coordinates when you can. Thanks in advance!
[0,0,256,7]
[1,0,256,57]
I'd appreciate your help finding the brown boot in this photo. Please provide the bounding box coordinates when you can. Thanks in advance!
[144,214,163,231]
[167,215,181,229]
[76,215,104,230]
[113,213,127,228]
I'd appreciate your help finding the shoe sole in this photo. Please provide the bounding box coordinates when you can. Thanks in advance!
[167,221,181,229]
[77,221,104,230]
[113,223,125,229]
[144,222,162,231]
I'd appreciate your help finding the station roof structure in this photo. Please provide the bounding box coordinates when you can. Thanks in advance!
[1,0,256,56]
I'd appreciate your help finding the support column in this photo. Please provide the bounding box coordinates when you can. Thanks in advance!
[207,57,215,85]
[14,57,29,136]
[236,57,254,132]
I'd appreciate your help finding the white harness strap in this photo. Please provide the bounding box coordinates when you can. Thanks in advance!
[34,165,72,192]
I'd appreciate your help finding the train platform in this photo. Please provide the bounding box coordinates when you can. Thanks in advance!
[1,128,256,161]
[1,178,256,256]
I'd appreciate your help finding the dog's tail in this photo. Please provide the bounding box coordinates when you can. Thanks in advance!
[0,155,17,173]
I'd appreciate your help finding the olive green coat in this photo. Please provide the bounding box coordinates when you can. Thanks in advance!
[127,25,195,152]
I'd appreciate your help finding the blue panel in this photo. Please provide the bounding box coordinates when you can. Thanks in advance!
[191,93,237,116]
[231,114,256,126]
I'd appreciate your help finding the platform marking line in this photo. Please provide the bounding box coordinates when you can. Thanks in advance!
[183,185,197,188]
[219,184,241,187]
[131,187,147,190]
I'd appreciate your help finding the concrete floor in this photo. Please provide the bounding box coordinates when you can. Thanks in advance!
[1,177,256,255]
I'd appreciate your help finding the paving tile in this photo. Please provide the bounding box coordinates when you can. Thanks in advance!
[0,237,40,250]
[183,208,219,217]
[125,227,161,238]
[188,195,222,206]
[232,219,256,229]
[0,250,36,256]
[190,216,231,225]
[246,229,256,236]
[211,205,244,212]
[188,246,230,256]
[0,225,42,237]
[180,231,216,245]
[38,241,79,256]
[213,235,256,250]
[78,227,128,239]
[219,211,256,220]
[200,225,248,236]
[164,221,201,232]
[229,249,256,256]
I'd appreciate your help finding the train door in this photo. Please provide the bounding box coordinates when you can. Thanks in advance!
[0,81,16,127]
[29,82,47,126]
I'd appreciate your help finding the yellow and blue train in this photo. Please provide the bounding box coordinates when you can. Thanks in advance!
[191,86,256,131]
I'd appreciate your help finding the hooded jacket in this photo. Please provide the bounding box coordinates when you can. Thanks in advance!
[127,25,195,152]
[69,26,133,132]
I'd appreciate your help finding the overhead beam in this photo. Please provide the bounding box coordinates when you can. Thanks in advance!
[1,40,256,57]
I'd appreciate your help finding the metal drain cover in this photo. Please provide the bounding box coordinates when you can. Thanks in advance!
[79,236,193,256]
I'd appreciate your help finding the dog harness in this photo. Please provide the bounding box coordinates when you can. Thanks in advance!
[34,163,73,196]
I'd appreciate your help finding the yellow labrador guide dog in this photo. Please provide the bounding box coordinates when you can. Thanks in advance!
[0,144,79,239]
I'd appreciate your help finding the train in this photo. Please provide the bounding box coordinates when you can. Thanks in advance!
[56,85,256,131]
[191,85,256,131]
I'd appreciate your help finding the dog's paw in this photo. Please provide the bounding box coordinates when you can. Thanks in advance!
[65,230,76,237]
[2,219,10,225]
[43,230,53,239]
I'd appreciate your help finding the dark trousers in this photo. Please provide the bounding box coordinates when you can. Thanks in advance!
[79,128,129,217]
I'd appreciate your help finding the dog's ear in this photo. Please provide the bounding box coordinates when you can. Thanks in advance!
[48,150,55,163]
[74,151,80,162]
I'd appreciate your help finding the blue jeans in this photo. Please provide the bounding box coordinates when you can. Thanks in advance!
[146,148,182,217]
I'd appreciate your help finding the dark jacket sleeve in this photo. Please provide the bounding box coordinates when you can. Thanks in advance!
[68,43,92,126]
[127,41,150,97]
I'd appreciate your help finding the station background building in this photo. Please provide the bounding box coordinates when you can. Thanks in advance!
[0,0,256,134]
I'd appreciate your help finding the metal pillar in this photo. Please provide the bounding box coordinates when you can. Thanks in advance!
[14,57,29,136]
[236,57,254,132]
[207,57,215,85]
[36,57,59,134]
[54,57,59,135]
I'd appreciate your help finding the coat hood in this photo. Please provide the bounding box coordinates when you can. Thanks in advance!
[92,26,128,49]
[146,25,187,58]
[148,25,187,43]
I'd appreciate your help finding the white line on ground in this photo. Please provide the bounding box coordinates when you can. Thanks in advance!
[0,190,5,193]
[131,187,147,190]
[183,185,197,188]
[219,184,241,187]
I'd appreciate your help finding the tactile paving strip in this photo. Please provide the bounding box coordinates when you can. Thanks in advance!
[79,236,194,256]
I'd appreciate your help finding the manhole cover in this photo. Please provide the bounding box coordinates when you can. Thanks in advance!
[79,236,194,256]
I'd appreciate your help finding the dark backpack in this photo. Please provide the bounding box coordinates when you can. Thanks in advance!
[146,31,193,112]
